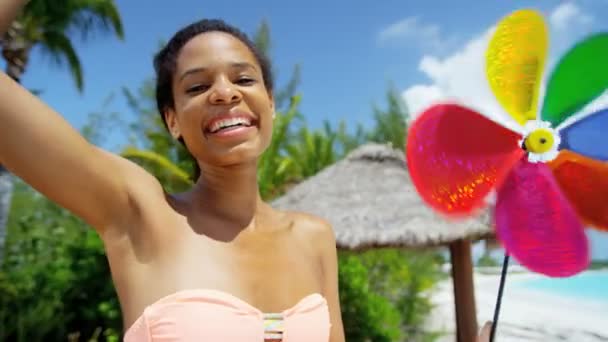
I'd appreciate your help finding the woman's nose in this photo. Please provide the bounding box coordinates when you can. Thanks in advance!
[208,79,242,105]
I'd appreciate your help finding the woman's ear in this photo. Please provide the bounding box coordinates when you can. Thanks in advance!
[164,108,181,139]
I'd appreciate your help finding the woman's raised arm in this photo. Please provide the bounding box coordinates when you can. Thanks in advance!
[0,0,151,231]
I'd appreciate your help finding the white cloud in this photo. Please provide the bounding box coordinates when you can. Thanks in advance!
[550,2,593,31]
[548,2,596,55]
[402,27,521,131]
[377,17,453,51]
[401,3,597,132]
[401,84,443,118]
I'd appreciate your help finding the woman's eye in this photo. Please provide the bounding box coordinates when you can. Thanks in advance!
[186,84,209,93]
[236,77,255,85]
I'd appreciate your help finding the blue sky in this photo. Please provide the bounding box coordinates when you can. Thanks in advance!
[15,0,606,140]
[7,0,608,259]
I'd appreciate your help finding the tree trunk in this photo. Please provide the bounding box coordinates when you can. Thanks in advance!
[0,165,13,265]
[450,239,478,342]
[2,20,28,81]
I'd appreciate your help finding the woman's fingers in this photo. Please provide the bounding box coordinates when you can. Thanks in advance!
[477,321,493,342]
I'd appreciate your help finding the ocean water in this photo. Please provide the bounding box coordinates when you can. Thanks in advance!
[516,271,608,303]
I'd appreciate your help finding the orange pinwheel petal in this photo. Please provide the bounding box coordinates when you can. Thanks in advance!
[549,150,608,231]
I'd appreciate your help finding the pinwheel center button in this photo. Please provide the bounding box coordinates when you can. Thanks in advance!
[524,128,555,153]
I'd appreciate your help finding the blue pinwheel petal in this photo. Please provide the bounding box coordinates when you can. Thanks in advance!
[560,108,608,161]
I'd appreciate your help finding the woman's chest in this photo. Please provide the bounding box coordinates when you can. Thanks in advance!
[139,226,324,311]
[173,231,322,290]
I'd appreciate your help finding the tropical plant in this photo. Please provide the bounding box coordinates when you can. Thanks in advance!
[284,120,339,179]
[335,119,368,156]
[119,77,197,193]
[252,18,301,111]
[340,248,445,342]
[368,83,410,149]
[0,177,120,342]
[1,0,124,86]
[338,251,403,342]
[258,95,302,199]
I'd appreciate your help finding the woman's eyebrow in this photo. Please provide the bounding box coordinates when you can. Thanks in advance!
[179,62,259,81]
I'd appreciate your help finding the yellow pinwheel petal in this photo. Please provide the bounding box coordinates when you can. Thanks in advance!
[486,9,548,125]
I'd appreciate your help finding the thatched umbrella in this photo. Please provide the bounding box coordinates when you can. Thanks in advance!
[272,143,493,342]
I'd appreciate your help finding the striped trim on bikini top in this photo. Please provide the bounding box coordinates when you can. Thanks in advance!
[263,312,284,340]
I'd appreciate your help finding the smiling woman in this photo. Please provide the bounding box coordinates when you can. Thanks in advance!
[0,1,345,341]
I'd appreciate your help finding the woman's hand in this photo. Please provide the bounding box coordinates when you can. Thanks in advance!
[476,321,493,342]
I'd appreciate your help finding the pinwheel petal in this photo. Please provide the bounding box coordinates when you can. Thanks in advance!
[495,157,590,277]
[486,9,548,125]
[406,103,523,217]
[549,150,608,231]
[541,33,608,127]
[559,108,608,161]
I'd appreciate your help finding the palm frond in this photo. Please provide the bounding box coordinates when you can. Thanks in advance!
[120,147,193,186]
[68,0,124,41]
[258,95,301,199]
[11,0,124,91]
[38,29,83,90]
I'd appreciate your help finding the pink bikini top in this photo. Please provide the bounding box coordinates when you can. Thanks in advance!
[124,289,331,342]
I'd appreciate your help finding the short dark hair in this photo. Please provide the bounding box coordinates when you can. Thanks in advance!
[153,18,274,124]
[152,19,274,181]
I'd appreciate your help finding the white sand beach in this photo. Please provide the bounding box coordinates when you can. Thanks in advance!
[426,269,608,341]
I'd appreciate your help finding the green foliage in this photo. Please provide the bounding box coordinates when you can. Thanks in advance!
[252,19,302,111]
[477,254,500,267]
[119,79,198,193]
[285,120,339,178]
[258,105,364,199]
[0,182,119,342]
[339,252,403,342]
[335,120,369,155]
[589,260,608,270]
[253,19,271,58]
[339,249,446,342]
[368,83,410,150]
[258,95,303,199]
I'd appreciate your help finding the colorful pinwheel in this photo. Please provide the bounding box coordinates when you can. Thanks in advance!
[406,9,608,278]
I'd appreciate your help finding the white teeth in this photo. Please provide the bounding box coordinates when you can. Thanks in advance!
[209,117,251,133]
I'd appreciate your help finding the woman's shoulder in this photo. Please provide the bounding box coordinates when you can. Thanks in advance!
[275,209,337,248]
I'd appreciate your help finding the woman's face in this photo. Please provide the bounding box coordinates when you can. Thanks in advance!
[165,31,274,167]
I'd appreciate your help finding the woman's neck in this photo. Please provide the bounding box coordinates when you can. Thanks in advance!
[189,161,267,229]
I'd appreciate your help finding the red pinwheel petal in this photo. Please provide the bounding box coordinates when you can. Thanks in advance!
[495,157,590,277]
[406,103,523,217]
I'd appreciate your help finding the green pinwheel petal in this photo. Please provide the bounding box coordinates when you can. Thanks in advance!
[541,33,608,127]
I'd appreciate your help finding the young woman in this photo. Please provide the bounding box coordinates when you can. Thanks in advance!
[0,1,344,341]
